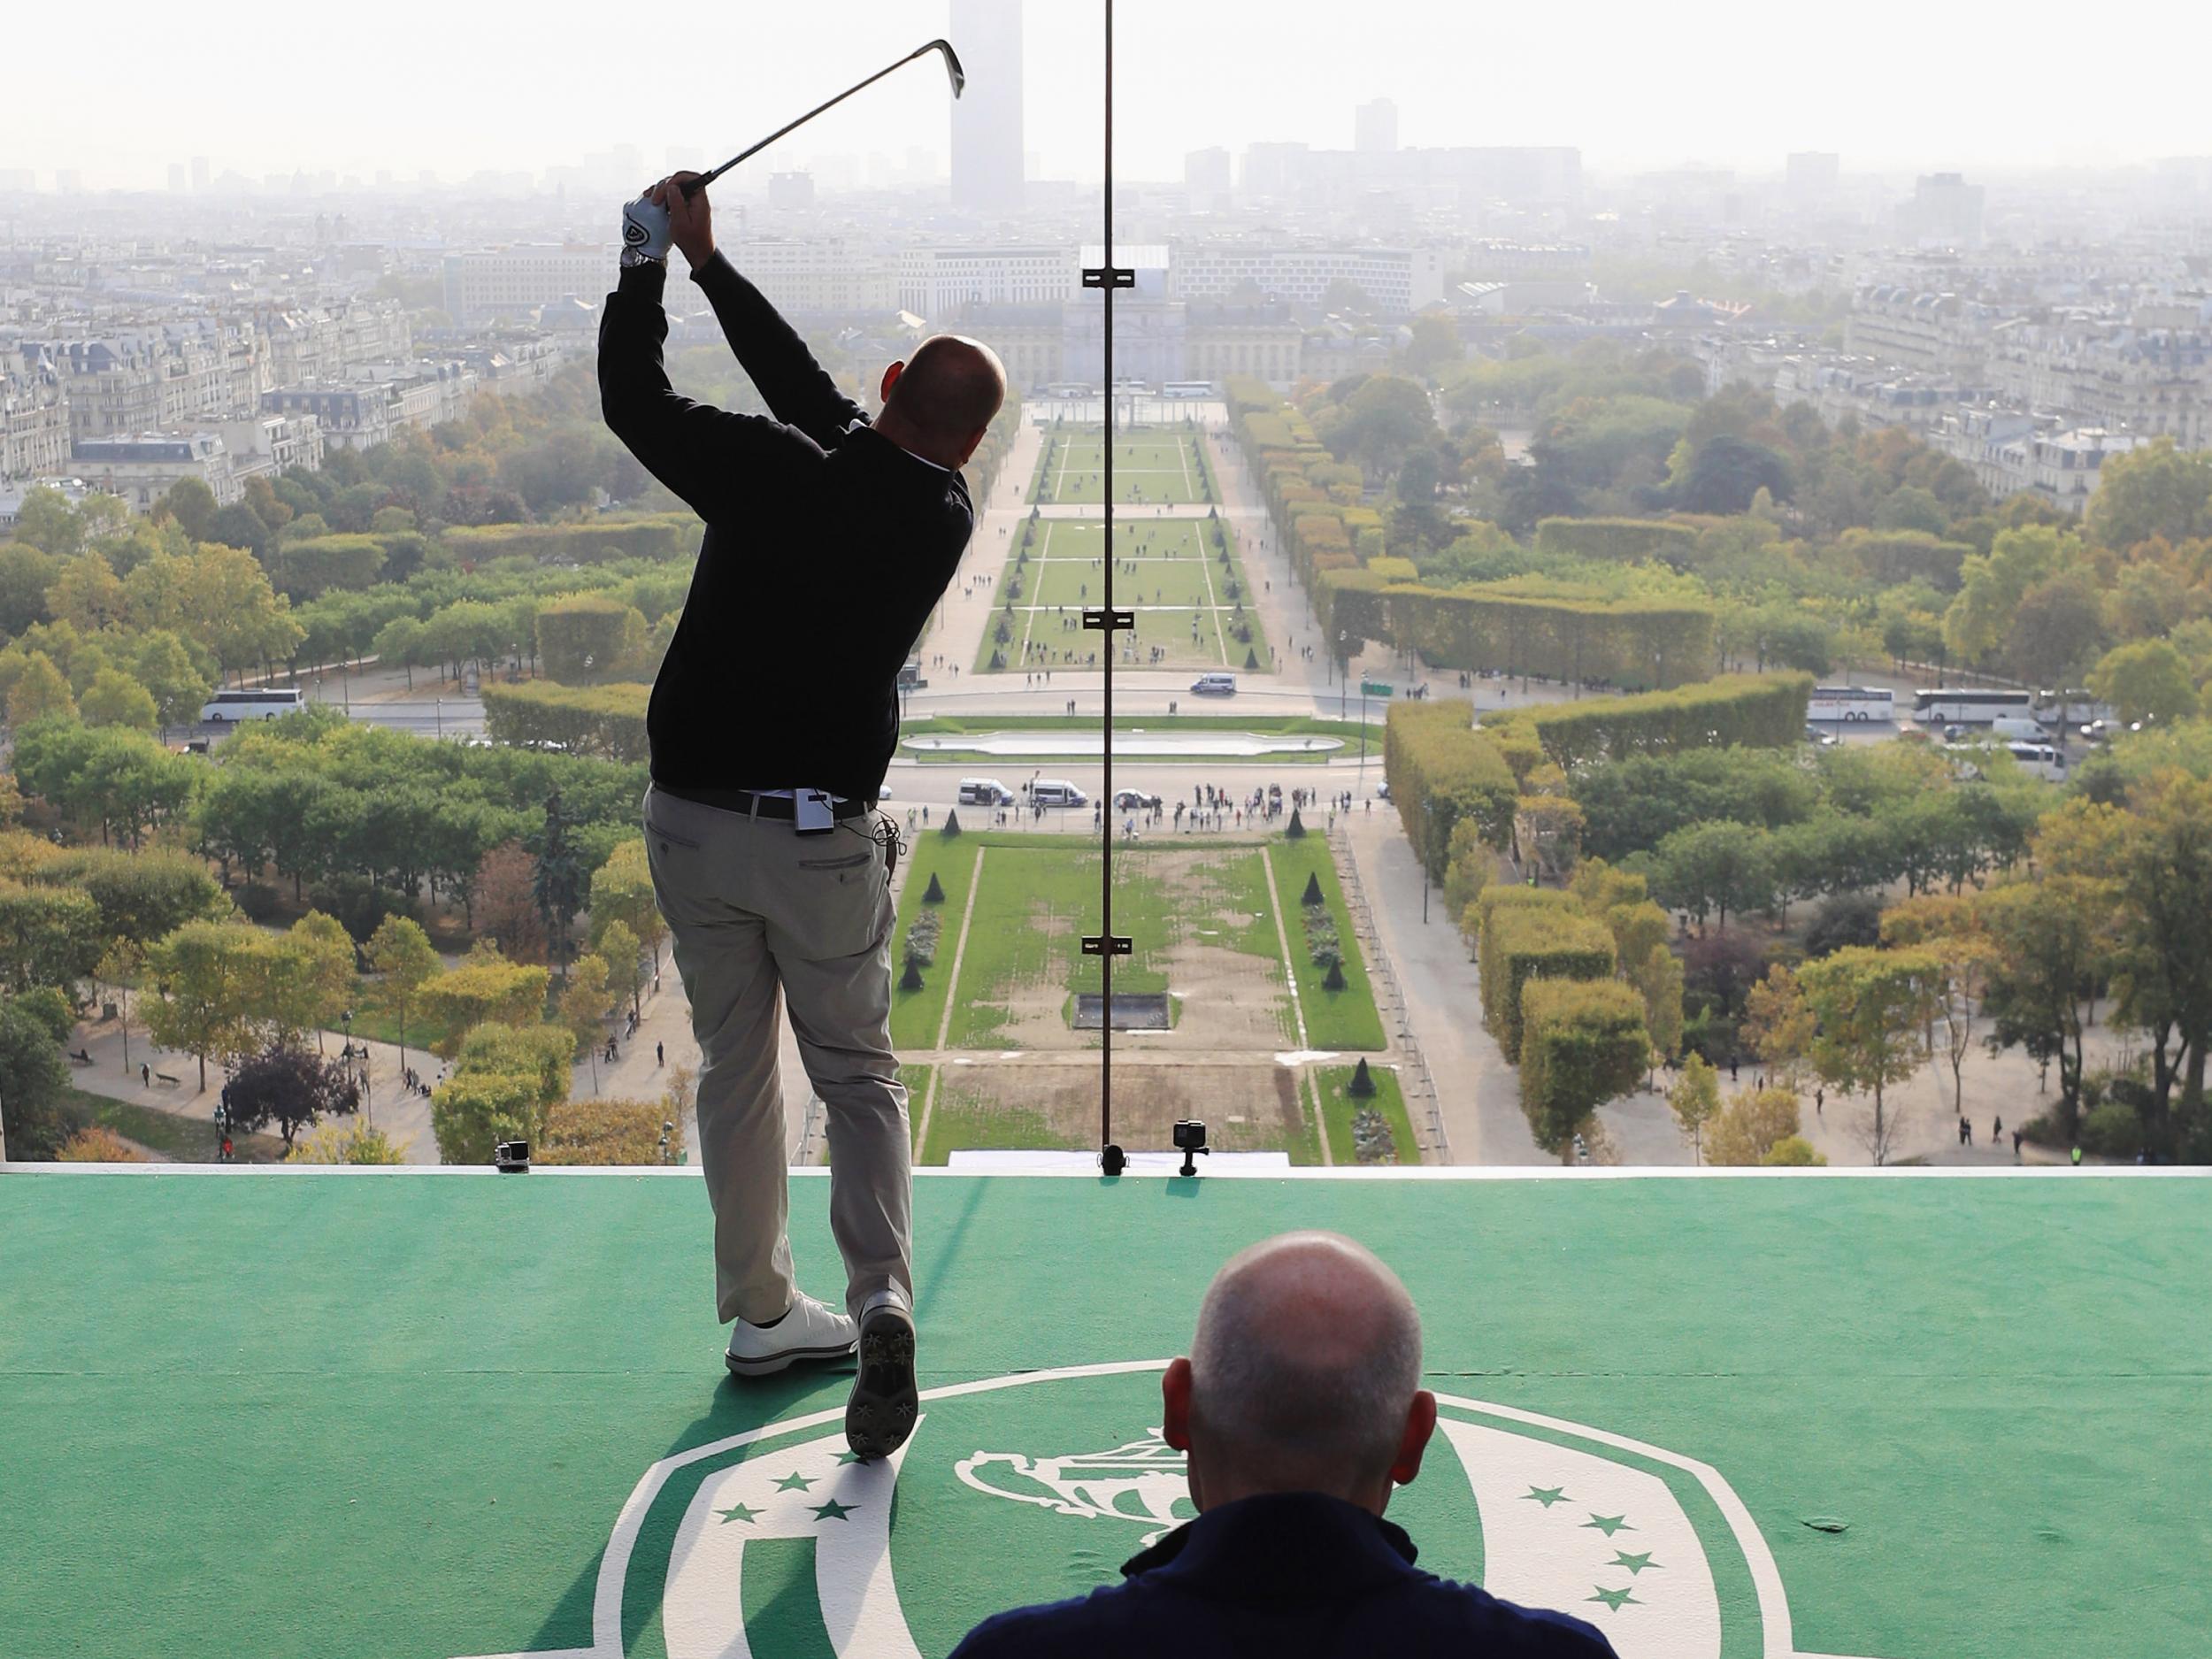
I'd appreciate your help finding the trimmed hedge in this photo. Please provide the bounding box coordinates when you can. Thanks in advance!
[480,680,650,761]
[1314,567,1716,690]
[536,592,649,684]
[1534,518,1700,565]
[1490,672,1812,768]
[1517,978,1649,1153]
[1477,902,1616,1062]
[1381,701,1520,877]
[443,518,695,565]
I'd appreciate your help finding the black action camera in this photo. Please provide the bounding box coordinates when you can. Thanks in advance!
[1173,1119,1210,1178]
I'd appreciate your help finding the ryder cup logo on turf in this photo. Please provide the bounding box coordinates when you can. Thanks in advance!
[453,1360,1887,1659]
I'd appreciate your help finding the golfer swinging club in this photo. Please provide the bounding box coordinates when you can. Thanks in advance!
[603,173,1004,1457]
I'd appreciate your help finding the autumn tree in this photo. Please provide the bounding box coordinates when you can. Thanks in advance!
[144,919,265,1092]
[1797,946,1939,1165]
[365,915,443,1074]
[1705,1085,1802,1166]
[474,840,546,962]
[226,1044,360,1148]
[1668,1052,1721,1164]
[1741,964,1816,1088]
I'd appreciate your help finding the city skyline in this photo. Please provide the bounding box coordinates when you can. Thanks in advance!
[6,0,2210,194]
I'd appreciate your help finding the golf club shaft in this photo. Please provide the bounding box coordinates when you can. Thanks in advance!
[685,41,956,196]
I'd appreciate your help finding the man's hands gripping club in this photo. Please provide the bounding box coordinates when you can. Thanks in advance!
[620,173,715,270]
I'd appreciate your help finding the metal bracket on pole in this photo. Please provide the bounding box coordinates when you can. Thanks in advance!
[1081,267,1135,288]
[1082,609,1133,634]
[1082,936,1133,956]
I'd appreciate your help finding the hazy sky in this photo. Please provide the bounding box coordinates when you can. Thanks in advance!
[10,0,2206,191]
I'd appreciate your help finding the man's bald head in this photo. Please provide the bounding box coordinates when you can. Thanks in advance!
[1177,1232,1428,1507]
[878,334,1006,466]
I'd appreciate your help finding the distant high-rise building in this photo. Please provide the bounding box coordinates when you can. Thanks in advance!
[950,0,1024,212]
[1901,171,1985,250]
[54,169,82,195]
[1242,142,1311,200]
[768,172,816,211]
[1356,98,1399,155]
[1786,151,1839,204]
[1185,146,1232,208]
[168,163,188,194]
[191,156,210,194]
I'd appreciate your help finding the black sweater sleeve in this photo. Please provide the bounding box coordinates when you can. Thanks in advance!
[689,251,869,451]
[597,259,825,525]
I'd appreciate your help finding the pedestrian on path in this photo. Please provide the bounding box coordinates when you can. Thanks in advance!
[657,1041,664,1067]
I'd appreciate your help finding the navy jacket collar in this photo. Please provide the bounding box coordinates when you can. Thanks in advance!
[1122,1492,1422,1601]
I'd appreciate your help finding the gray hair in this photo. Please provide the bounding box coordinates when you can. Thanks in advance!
[1187,1232,1424,1491]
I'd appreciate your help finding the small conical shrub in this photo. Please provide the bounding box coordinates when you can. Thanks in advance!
[1301,872,1325,907]
[1245,648,1260,671]
[942,810,962,838]
[1348,1055,1374,1094]
[899,958,926,992]
[1324,959,1348,992]
[1285,807,1306,839]
[922,872,946,904]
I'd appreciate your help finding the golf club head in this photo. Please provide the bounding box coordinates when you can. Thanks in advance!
[924,37,966,98]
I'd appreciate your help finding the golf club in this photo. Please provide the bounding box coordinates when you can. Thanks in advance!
[682,38,965,198]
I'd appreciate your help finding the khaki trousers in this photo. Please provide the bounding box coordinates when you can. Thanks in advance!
[642,784,911,1325]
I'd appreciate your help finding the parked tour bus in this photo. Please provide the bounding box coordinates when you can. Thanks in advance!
[1806,686,1895,722]
[1913,687,2035,726]
[198,688,304,722]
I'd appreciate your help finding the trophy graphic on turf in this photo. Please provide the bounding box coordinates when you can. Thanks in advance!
[956,1428,1194,1548]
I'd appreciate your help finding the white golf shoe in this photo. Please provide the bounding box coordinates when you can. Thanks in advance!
[724,1292,857,1378]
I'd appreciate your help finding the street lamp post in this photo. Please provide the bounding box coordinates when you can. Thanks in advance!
[1338,630,1348,719]
[1422,799,1433,925]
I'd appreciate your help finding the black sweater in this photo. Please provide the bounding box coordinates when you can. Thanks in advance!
[598,253,973,800]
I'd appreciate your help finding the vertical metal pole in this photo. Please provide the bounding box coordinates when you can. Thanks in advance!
[1099,0,1116,1159]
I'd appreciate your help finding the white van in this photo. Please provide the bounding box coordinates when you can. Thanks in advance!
[1032,779,1088,809]
[199,688,304,722]
[1989,716,2050,743]
[957,778,1016,805]
[1191,673,1237,697]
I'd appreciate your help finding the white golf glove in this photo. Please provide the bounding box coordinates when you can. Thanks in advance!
[621,194,672,265]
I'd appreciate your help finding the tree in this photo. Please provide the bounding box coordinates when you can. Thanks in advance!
[57,1126,148,1163]
[286,1120,406,1164]
[208,502,273,560]
[44,847,225,947]
[1881,895,1991,1118]
[2087,639,2197,728]
[1675,434,1793,515]
[1705,1085,1802,1166]
[144,919,265,1092]
[79,668,158,731]
[541,1098,685,1164]
[534,790,588,978]
[6,652,76,726]
[0,883,103,993]
[418,949,550,1058]
[1668,1052,1721,1164]
[588,836,665,971]
[260,911,357,1050]
[2003,570,2108,685]
[1641,819,1775,932]
[1628,942,1684,1071]
[597,918,646,1019]
[473,840,546,962]
[1404,311,1463,380]
[0,543,57,635]
[0,994,74,1159]
[1798,946,1939,1165]
[1944,525,2078,667]
[2084,436,2212,552]
[155,478,219,541]
[365,915,442,1074]
[432,1068,546,1166]
[1741,964,1816,1087]
[49,551,129,632]
[226,1044,360,1148]
[561,952,618,1093]
[1517,979,1648,1154]
[127,630,216,731]
[1761,1135,1827,1167]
